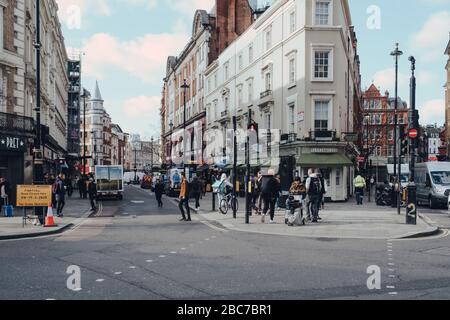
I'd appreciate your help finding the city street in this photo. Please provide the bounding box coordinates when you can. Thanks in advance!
[1,186,449,300]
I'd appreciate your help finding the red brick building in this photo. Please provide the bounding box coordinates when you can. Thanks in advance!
[361,84,409,170]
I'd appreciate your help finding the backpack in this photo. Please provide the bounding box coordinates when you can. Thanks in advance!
[308,177,322,195]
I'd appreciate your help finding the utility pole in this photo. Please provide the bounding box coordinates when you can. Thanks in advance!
[232,116,237,219]
[34,0,44,223]
[407,56,418,225]
[151,136,154,173]
[81,89,88,176]
[245,109,252,225]
[390,43,403,208]
[181,80,189,173]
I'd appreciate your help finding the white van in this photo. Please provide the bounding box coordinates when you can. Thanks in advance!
[415,162,450,209]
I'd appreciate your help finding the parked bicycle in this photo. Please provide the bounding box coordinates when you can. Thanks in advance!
[219,193,239,215]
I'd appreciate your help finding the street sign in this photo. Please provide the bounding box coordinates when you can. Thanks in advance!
[16,185,52,207]
[409,129,418,139]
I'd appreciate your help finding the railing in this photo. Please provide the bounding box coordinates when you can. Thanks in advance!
[221,110,229,118]
[309,130,337,141]
[281,133,298,144]
[260,90,273,99]
[0,112,35,134]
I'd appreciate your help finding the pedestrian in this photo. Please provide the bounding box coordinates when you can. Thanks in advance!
[316,169,327,218]
[154,177,165,208]
[88,177,98,211]
[190,175,202,210]
[77,176,84,199]
[0,177,11,213]
[178,172,191,222]
[260,169,280,224]
[354,173,366,205]
[275,174,282,210]
[306,169,322,223]
[253,171,263,215]
[66,176,73,198]
[55,173,66,217]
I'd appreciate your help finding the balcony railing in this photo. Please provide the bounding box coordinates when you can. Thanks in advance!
[308,130,338,141]
[260,90,273,99]
[259,90,274,108]
[0,112,35,135]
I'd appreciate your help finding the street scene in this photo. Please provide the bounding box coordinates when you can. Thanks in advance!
[1,0,450,304]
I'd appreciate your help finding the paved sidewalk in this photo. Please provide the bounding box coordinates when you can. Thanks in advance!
[184,193,439,240]
[0,197,93,240]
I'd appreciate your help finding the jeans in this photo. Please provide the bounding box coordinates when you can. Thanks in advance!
[57,198,65,215]
[179,198,191,220]
[262,195,276,221]
[156,194,163,207]
[193,193,200,209]
[307,195,320,220]
[89,197,96,210]
[355,188,364,205]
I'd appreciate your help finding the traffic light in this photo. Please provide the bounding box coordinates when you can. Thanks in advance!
[401,136,409,156]
[248,121,258,132]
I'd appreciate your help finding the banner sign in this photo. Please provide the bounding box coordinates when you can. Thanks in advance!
[16,185,52,207]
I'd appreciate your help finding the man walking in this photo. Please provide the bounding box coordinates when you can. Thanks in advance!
[178,172,191,222]
[55,173,66,217]
[261,169,280,224]
[190,175,202,210]
[154,177,165,208]
[354,173,366,205]
[306,169,322,223]
[88,177,98,211]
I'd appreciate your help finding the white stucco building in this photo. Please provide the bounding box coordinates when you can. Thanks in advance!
[204,0,361,201]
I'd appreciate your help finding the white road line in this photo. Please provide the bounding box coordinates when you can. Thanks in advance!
[129,266,137,269]
[146,260,153,263]
[114,272,122,275]
[170,251,177,254]
[388,263,395,266]
[96,279,105,282]
[387,286,396,289]
[159,255,166,258]
[46,298,56,300]
[181,248,186,250]
[205,238,210,241]
[389,269,395,272]
[389,292,398,295]
[389,275,396,278]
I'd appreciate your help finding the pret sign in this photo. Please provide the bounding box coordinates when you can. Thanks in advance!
[0,134,26,151]
[16,185,52,207]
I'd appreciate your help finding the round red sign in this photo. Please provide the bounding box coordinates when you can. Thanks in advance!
[409,129,418,139]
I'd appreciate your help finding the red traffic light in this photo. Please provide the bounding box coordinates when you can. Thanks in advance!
[248,122,258,131]
[409,129,418,139]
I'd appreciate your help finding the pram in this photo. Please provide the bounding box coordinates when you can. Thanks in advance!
[285,193,306,226]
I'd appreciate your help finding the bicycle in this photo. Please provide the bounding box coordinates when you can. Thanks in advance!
[219,192,239,215]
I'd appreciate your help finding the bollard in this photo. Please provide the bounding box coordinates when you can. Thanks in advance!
[406,183,417,225]
[212,192,216,212]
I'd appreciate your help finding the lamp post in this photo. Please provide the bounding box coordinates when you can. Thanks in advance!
[407,56,417,225]
[81,89,89,176]
[151,136,154,173]
[169,120,174,168]
[390,43,403,210]
[181,80,190,172]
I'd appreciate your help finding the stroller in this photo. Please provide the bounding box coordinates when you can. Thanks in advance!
[376,183,392,207]
[285,193,306,226]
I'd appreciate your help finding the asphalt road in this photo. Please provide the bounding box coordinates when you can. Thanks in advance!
[0,186,449,300]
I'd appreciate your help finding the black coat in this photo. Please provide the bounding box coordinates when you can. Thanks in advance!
[154,182,164,196]
[261,176,280,198]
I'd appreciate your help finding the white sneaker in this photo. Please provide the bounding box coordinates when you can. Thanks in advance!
[269,220,275,224]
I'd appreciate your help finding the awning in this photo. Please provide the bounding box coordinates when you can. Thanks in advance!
[297,153,353,167]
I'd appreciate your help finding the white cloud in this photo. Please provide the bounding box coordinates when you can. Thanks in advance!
[419,99,445,126]
[167,0,215,17]
[122,95,161,118]
[56,0,112,23]
[372,68,409,92]
[77,32,189,84]
[409,11,450,61]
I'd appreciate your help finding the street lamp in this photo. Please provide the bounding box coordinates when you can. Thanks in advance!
[81,89,89,176]
[169,120,174,168]
[151,136,154,173]
[181,79,190,171]
[390,43,403,211]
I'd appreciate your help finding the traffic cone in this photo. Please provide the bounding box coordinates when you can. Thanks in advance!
[45,203,58,228]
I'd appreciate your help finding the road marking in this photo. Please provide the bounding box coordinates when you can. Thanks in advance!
[159,255,166,258]
[389,275,396,278]
[181,248,186,250]
[131,201,145,204]
[46,298,56,301]
[96,279,105,282]
[146,260,153,263]
[388,263,395,266]
[389,269,395,272]
[170,251,177,254]
[129,266,136,269]
[205,238,210,241]
[389,292,398,295]
[114,272,122,275]
[387,286,396,289]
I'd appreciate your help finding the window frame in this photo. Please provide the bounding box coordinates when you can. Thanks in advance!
[311,46,334,82]
[312,98,332,131]
[313,0,333,26]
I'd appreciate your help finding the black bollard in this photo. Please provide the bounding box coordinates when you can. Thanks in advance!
[406,183,417,225]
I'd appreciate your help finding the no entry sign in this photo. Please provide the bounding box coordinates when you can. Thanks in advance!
[409,129,418,139]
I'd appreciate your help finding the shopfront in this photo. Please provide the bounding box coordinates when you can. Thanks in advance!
[0,134,30,206]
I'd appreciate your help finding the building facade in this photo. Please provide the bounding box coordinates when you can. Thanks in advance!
[161,0,260,169]
[445,35,450,155]
[204,0,361,201]
[361,84,409,178]
[1,0,69,203]
[67,57,81,158]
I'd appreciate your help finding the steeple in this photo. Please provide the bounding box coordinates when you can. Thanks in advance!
[92,80,103,101]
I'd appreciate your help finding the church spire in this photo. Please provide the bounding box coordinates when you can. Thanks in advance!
[92,80,103,101]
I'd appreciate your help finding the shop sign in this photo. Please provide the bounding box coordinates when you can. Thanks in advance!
[0,134,26,151]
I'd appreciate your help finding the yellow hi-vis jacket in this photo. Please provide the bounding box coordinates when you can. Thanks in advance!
[354,175,366,189]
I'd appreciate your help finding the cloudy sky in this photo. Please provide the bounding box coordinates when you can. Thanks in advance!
[55,0,450,139]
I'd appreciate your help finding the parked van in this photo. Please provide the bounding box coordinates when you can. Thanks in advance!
[415,162,450,209]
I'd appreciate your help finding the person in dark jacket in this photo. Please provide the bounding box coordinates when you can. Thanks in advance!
[154,177,165,208]
[261,169,280,224]
[190,176,202,210]
[55,173,66,217]
[77,176,84,199]
[88,177,98,211]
